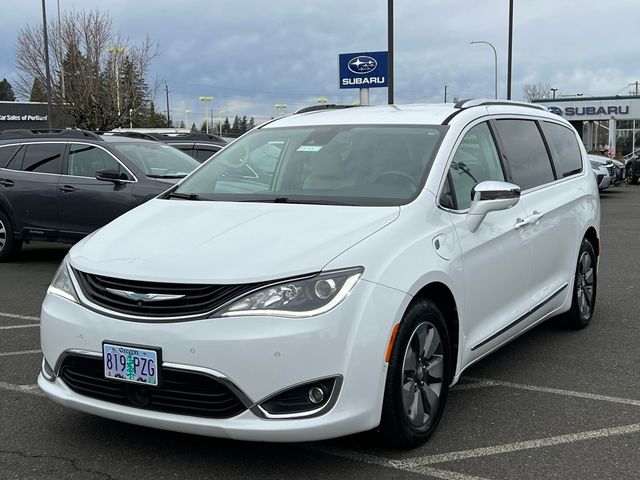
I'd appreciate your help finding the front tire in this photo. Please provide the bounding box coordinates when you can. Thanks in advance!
[380,300,451,448]
[626,164,638,185]
[0,210,22,262]
[562,239,597,329]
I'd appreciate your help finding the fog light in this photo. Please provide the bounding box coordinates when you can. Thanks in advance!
[308,386,325,404]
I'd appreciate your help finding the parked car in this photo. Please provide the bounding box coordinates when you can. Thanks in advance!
[624,153,640,184]
[111,129,227,162]
[0,129,200,261]
[39,100,600,448]
[588,155,613,190]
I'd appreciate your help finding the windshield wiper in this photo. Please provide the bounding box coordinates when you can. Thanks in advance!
[167,192,200,200]
[238,197,355,206]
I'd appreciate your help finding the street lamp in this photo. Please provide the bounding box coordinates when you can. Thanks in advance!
[470,41,498,99]
[274,104,287,116]
[184,109,192,129]
[551,88,558,99]
[199,96,213,133]
[218,110,225,135]
[316,97,328,104]
[107,46,125,124]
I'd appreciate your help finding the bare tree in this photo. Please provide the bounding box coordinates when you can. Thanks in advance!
[15,10,158,130]
[523,82,554,102]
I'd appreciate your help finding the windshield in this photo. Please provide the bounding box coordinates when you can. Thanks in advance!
[112,142,200,178]
[173,124,445,205]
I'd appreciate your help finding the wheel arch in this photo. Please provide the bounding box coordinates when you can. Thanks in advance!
[583,226,599,257]
[412,282,460,380]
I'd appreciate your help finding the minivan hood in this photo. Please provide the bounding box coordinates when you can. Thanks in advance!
[70,199,399,283]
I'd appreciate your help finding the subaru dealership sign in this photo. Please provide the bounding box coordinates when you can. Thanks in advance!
[536,98,636,120]
[338,51,388,89]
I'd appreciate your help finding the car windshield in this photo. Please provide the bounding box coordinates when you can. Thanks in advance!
[173,125,446,206]
[112,142,200,178]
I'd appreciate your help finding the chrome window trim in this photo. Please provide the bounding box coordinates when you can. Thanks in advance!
[64,141,138,182]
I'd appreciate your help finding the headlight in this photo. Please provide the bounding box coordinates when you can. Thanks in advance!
[215,267,363,318]
[47,256,79,304]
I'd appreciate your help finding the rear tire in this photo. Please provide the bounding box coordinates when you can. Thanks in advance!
[380,300,451,449]
[0,210,22,262]
[561,239,597,329]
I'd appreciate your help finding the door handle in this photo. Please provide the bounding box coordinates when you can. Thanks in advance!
[528,210,544,224]
[514,217,529,229]
[0,178,14,187]
[58,185,76,193]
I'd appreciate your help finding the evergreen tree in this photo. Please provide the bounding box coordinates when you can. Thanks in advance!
[231,115,240,134]
[179,120,185,129]
[248,117,255,131]
[0,78,16,101]
[191,122,197,132]
[30,77,47,102]
[222,117,231,134]
[145,101,168,127]
[240,115,248,134]
[200,121,208,133]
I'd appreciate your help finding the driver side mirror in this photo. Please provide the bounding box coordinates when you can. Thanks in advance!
[467,180,521,232]
[96,169,128,183]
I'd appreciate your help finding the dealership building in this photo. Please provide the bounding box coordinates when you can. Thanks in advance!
[0,101,71,131]
[534,95,640,158]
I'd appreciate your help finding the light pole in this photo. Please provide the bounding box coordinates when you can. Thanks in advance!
[218,111,225,135]
[41,0,53,128]
[317,97,328,104]
[184,109,191,129]
[470,41,498,99]
[107,46,125,124]
[199,96,213,133]
[274,104,287,116]
[551,88,558,99]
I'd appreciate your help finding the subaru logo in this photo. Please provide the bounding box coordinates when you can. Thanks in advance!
[548,106,562,115]
[106,288,185,302]
[348,56,377,74]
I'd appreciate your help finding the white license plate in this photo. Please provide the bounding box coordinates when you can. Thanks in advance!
[103,343,159,386]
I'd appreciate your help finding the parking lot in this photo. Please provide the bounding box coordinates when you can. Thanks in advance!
[0,185,638,480]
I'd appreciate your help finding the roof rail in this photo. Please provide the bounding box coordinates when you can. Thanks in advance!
[97,131,160,141]
[453,98,547,111]
[146,131,227,143]
[294,104,359,115]
[0,128,103,141]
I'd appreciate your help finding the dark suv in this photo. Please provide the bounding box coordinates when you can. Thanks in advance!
[0,129,200,261]
[109,131,227,162]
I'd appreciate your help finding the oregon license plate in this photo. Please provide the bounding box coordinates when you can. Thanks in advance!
[102,343,159,386]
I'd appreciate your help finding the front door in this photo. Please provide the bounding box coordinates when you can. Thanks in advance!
[57,143,134,238]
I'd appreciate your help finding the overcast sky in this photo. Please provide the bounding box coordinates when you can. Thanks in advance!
[1,0,639,125]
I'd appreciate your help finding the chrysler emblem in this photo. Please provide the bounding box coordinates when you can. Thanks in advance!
[106,288,185,302]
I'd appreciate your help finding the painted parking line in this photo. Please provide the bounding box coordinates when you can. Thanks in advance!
[391,423,640,470]
[464,377,640,407]
[0,349,42,358]
[308,445,490,480]
[0,324,39,330]
[0,380,44,397]
[0,312,40,322]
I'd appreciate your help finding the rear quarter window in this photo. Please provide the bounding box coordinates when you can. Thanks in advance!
[540,122,583,177]
[0,145,20,168]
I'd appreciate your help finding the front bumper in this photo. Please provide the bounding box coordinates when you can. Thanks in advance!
[39,278,410,442]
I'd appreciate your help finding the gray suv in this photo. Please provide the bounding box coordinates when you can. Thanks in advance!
[0,129,200,261]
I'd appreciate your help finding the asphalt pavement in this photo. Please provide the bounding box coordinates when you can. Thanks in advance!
[0,185,638,480]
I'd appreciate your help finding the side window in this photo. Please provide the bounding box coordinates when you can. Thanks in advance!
[67,144,121,178]
[21,144,64,174]
[495,120,555,190]
[445,122,504,210]
[0,145,20,168]
[540,122,583,177]
[195,147,220,162]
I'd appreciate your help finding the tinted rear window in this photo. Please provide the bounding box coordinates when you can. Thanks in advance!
[540,122,583,177]
[0,145,20,168]
[495,120,555,190]
[21,144,65,174]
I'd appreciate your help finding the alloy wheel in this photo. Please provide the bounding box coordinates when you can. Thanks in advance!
[401,321,444,427]
[0,219,6,251]
[576,251,595,320]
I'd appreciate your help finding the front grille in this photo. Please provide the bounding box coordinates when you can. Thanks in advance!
[607,166,615,178]
[59,355,246,418]
[73,269,265,318]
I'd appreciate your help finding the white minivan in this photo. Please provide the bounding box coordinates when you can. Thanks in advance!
[39,100,600,448]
